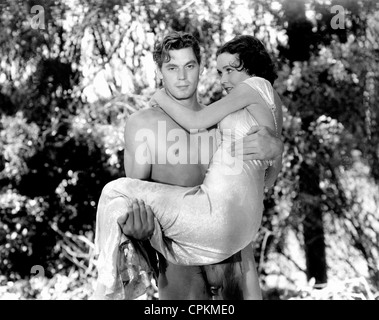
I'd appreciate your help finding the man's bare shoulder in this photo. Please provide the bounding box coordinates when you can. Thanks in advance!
[125,107,170,131]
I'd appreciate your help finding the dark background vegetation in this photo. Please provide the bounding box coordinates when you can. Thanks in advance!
[0,0,378,299]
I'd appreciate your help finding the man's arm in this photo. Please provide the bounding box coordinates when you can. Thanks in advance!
[232,125,284,188]
[123,112,152,179]
[117,111,155,240]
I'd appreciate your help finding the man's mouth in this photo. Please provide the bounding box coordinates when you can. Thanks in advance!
[177,85,190,90]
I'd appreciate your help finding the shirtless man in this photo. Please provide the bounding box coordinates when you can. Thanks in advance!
[117,32,283,299]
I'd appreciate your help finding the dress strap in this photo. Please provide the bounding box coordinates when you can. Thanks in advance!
[243,77,279,137]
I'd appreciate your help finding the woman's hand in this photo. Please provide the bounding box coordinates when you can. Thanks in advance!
[149,97,159,108]
[149,88,167,108]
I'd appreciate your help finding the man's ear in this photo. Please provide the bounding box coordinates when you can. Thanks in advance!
[199,62,205,75]
[156,67,163,80]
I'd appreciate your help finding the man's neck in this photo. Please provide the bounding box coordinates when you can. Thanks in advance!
[165,89,203,111]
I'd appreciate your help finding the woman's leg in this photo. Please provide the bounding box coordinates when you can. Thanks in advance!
[240,242,262,300]
[98,177,260,266]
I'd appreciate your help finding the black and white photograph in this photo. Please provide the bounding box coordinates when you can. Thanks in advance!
[0,0,378,304]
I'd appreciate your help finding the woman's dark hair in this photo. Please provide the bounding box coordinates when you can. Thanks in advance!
[153,31,201,69]
[216,35,277,85]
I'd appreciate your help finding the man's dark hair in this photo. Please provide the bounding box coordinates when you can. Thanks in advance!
[153,31,201,69]
[216,35,277,85]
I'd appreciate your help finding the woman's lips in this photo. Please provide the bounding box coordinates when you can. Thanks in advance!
[224,87,233,94]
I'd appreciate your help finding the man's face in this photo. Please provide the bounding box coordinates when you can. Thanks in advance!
[158,47,201,101]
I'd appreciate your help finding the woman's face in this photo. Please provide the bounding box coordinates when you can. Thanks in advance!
[216,52,251,94]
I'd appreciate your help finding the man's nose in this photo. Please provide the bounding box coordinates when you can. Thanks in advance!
[178,68,187,80]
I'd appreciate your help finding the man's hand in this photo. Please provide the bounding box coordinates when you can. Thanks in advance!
[117,199,155,241]
[232,125,283,161]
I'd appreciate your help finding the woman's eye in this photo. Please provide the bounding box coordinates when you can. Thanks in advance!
[226,68,233,74]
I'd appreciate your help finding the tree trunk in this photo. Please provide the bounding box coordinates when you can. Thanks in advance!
[302,203,327,284]
[300,163,328,284]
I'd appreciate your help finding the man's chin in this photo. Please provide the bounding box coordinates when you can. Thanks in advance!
[172,92,193,100]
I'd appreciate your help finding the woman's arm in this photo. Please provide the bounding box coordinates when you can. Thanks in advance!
[153,83,262,131]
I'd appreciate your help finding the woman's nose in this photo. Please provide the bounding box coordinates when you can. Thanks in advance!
[220,73,228,85]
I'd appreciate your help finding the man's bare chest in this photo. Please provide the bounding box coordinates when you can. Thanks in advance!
[143,119,217,186]
[148,120,217,167]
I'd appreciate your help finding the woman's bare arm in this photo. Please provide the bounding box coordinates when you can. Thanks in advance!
[152,83,263,131]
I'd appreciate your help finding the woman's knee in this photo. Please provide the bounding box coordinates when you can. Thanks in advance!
[101,178,127,199]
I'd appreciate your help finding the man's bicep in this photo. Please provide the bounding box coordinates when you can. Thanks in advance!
[124,119,152,179]
[124,148,151,179]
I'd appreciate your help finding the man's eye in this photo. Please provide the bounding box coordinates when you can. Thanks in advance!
[186,64,194,69]
[168,67,176,71]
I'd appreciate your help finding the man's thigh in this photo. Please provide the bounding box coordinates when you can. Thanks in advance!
[203,252,244,300]
[158,261,211,300]
[157,252,247,300]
